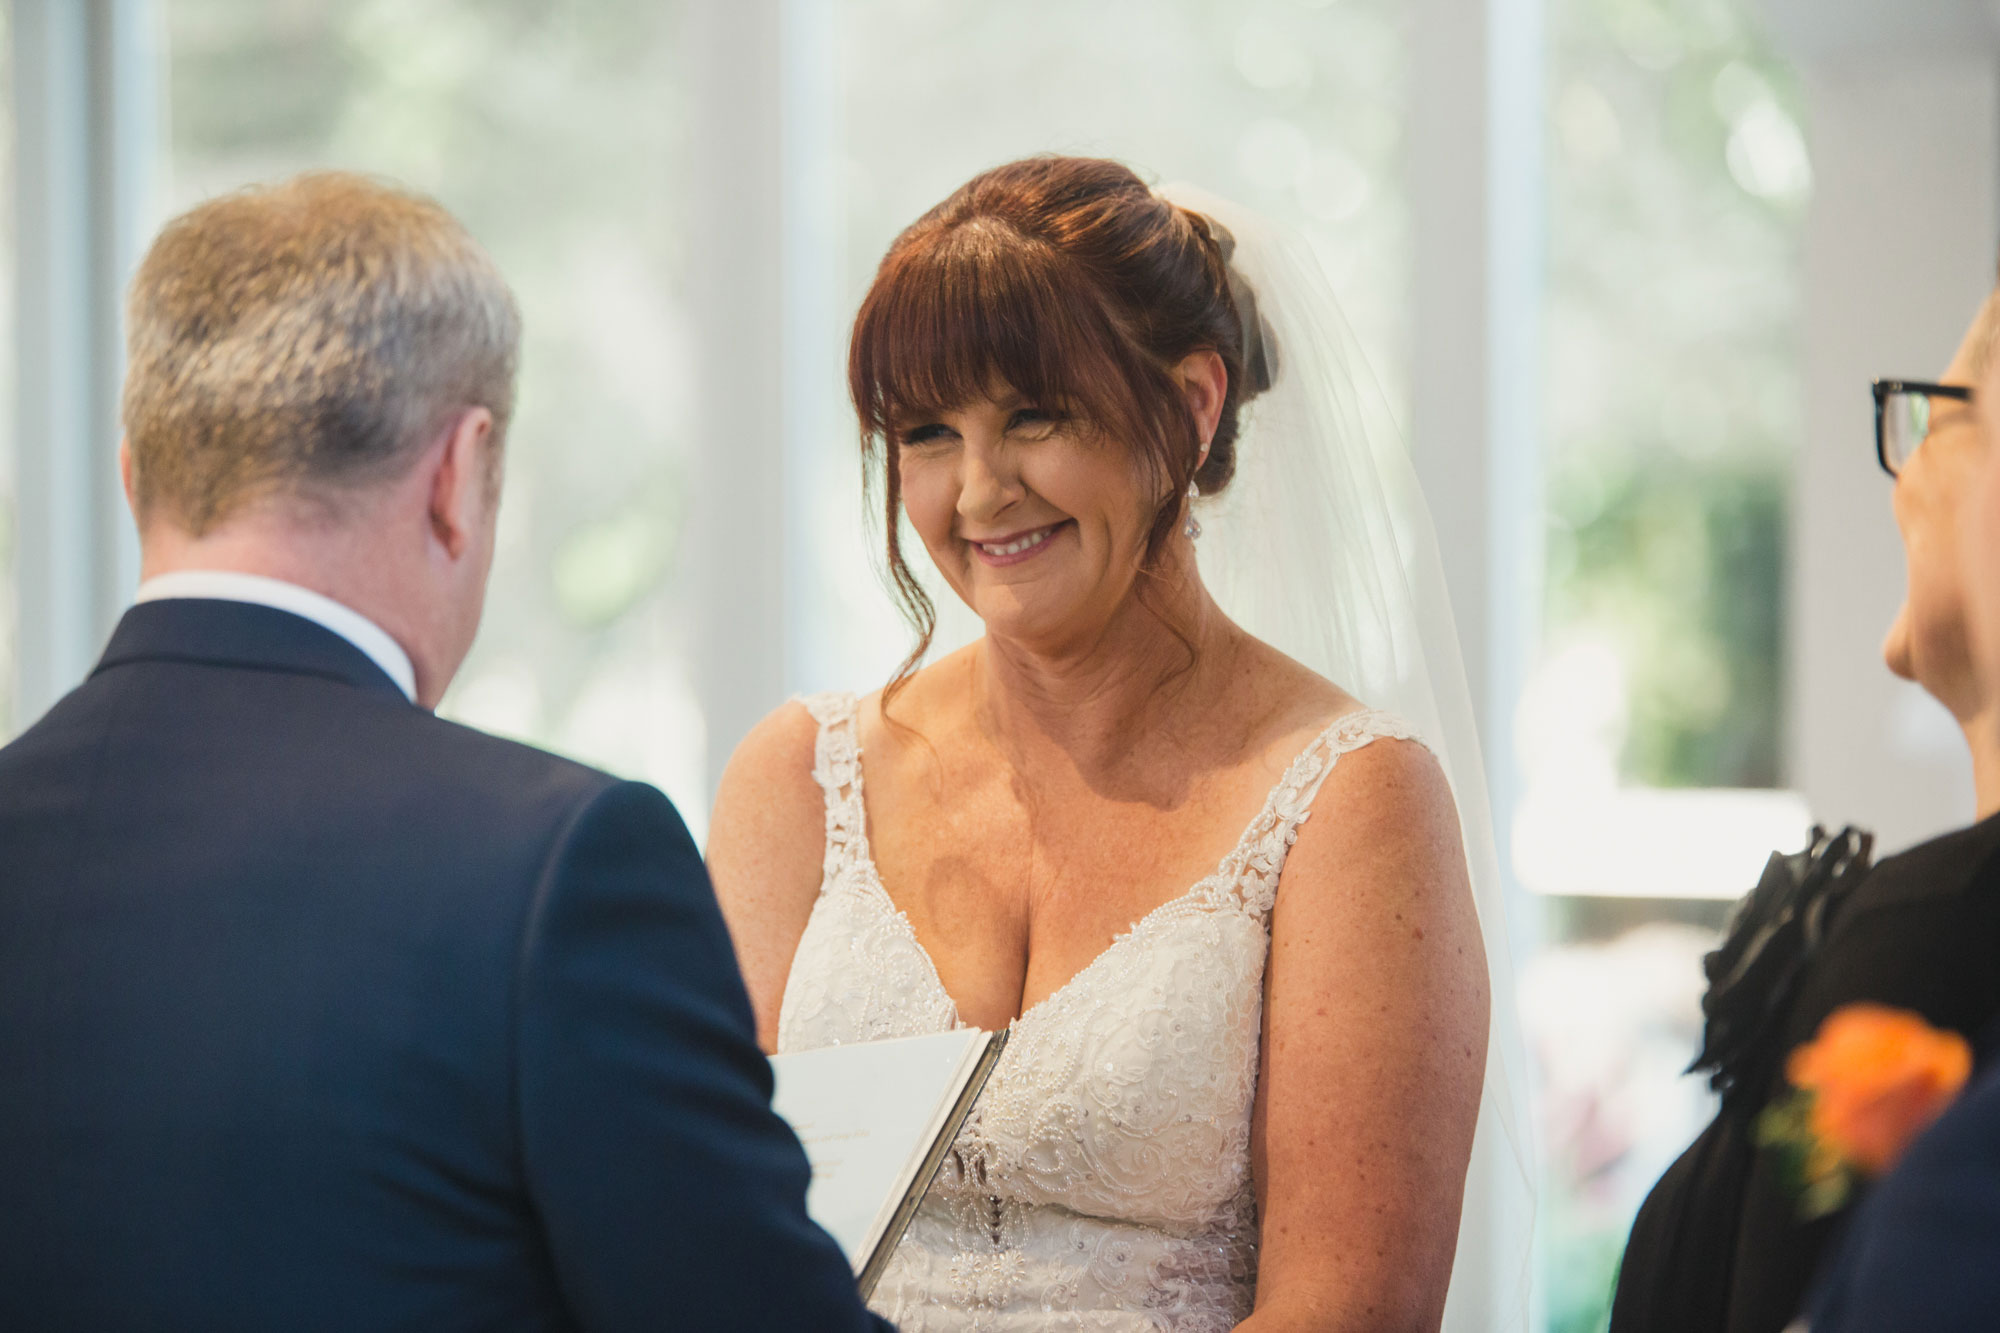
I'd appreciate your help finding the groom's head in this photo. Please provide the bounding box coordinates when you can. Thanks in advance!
[120,172,521,707]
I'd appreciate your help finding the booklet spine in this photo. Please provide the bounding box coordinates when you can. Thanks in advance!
[855,1028,1012,1301]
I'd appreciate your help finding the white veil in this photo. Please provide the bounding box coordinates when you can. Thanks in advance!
[1164,184,1537,1332]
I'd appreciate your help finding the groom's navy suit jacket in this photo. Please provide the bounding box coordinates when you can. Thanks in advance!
[0,598,890,1333]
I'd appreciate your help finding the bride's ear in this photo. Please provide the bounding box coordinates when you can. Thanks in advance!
[1172,350,1228,450]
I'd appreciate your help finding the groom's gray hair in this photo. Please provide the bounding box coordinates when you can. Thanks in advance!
[122,171,521,534]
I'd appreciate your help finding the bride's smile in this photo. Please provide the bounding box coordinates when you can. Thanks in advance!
[966,520,1064,565]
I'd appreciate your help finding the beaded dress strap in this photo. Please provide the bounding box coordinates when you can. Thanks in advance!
[1226,708,1429,919]
[797,691,867,889]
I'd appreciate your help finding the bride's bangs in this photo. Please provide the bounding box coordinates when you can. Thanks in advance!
[849,219,1143,445]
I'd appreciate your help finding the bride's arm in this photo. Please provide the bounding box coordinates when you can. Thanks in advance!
[705,702,828,1052]
[1243,738,1489,1333]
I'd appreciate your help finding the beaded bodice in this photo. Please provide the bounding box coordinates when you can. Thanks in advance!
[776,692,1421,1332]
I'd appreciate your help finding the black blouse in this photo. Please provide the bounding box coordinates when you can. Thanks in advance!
[1608,812,2000,1333]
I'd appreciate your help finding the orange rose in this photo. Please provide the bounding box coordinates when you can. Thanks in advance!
[1784,1003,1972,1177]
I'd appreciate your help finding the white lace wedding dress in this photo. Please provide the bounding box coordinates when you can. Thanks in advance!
[777,692,1423,1332]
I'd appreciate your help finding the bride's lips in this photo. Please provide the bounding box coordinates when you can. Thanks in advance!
[967,521,1069,567]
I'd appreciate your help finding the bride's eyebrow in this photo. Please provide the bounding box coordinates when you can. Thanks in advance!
[889,387,1043,430]
[889,410,950,436]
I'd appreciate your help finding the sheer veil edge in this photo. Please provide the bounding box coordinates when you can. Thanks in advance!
[1162,183,1537,1333]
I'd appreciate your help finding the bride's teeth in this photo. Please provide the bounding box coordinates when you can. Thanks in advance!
[982,527,1052,557]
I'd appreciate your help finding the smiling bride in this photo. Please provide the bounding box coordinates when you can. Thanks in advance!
[707,156,1528,1332]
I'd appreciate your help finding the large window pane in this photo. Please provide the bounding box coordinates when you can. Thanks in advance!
[165,2,702,819]
[1525,1,1809,1328]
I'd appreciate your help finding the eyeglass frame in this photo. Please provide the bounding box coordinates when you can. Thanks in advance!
[1872,379,1974,477]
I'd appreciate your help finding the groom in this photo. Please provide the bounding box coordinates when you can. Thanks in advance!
[0,174,889,1332]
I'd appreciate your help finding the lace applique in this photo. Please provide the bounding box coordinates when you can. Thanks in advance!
[779,691,1425,1330]
[778,693,961,1047]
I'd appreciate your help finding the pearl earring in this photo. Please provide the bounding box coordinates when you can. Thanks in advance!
[1183,481,1202,540]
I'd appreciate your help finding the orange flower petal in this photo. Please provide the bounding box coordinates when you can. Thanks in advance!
[1788,1004,1972,1176]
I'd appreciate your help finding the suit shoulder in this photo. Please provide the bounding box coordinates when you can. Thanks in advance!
[435,715,702,844]
[360,705,691,855]
[407,708,612,789]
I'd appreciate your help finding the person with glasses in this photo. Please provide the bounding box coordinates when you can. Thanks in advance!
[1609,293,2000,1333]
[1795,296,2000,1333]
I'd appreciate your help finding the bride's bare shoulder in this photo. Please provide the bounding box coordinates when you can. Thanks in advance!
[716,698,821,802]
[855,645,980,759]
[707,697,835,889]
[707,699,840,1049]
[1235,639,1458,864]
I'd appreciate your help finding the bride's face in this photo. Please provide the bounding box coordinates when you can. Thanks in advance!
[895,385,1160,650]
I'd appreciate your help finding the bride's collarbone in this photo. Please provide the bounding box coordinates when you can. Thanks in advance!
[850,664,1355,967]
[862,701,1328,843]
[865,737,1236,861]
[858,742,1289,967]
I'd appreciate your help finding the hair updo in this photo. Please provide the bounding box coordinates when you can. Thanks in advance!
[848,155,1277,684]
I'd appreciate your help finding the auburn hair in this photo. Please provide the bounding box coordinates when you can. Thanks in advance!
[848,155,1273,693]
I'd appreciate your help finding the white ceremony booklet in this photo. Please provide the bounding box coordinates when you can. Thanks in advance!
[770,1027,1010,1299]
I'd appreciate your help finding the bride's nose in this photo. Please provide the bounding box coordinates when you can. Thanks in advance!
[956,438,1025,525]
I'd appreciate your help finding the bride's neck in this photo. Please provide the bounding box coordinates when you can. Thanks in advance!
[972,552,1234,769]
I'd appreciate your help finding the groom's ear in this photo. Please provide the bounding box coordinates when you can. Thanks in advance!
[426,406,497,561]
[119,438,137,517]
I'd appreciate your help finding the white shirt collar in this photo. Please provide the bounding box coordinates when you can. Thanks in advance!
[134,570,418,703]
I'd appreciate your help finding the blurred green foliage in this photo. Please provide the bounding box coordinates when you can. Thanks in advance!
[167,0,695,762]
[1544,1191,1628,1333]
[552,494,682,630]
[1546,0,1802,791]
[1548,457,1786,788]
[1541,0,1805,1328]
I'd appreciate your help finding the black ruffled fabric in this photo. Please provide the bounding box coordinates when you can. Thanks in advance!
[1690,826,1874,1109]
[1611,812,2000,1333]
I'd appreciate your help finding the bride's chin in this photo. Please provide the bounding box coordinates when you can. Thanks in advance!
[977,603,1118,661]
[969,593,1066,642]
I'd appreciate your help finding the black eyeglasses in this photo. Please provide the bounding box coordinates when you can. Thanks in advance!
[1873,379,1974,477]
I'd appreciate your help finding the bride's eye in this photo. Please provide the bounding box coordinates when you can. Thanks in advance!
[1007,407,1059,436]
[898,422,954,448]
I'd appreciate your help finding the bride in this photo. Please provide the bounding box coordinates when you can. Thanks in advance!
[708,155,1526,1331]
